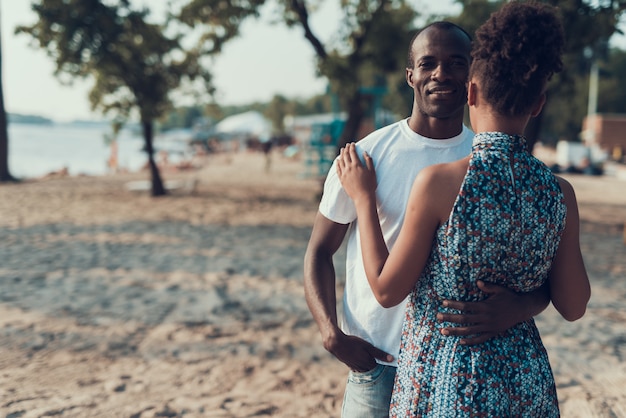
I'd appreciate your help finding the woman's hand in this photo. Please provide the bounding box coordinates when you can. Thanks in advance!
[336,142,377,204]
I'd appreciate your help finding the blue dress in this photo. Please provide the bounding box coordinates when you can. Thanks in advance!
[390,132,566,417]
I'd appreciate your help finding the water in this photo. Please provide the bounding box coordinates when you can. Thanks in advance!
[7,123,154,178]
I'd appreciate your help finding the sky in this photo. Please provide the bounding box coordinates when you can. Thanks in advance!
[2,1,626,123]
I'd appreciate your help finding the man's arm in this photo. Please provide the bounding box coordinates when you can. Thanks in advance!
[304,212,393,371]
[436,280,551,345]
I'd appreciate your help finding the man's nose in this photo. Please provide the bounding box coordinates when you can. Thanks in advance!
[431,64,450,81]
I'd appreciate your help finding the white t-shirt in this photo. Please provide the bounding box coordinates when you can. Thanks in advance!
[319,118,474,366]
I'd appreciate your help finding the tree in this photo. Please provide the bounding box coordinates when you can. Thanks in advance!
[284,0,416,148]
[160,105,206,131]
[0,3,16,182]
[181,0,416,149]
[536,0,626,148]
[178,0,266,50]
[17,0,214,196]
[598,47,626,113]
[264,94,296,134]
[450,0,626,149]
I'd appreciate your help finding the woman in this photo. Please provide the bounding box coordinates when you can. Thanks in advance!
[336,2,590,416]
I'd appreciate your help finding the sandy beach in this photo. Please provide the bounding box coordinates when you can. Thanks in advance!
[1,150,625,417]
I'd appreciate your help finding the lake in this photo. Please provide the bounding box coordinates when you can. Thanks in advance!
[7,123,169,179]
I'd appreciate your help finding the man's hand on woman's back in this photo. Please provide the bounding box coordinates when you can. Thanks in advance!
[436,280,550,345]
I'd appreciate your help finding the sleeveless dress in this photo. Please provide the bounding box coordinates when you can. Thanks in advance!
[390,132,566,417]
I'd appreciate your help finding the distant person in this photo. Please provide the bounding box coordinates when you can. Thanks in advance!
[42,166,69,179]
[261,137,273,173]
[304,20,553,417]
[107,140,119,173]
[336,2,590,416]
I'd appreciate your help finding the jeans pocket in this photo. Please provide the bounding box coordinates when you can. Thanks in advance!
[348,363,386,385]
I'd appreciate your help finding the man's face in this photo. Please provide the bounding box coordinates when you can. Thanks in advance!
[406,27,470,120]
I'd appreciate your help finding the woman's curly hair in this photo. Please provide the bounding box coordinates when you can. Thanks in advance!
[470,1,565,116]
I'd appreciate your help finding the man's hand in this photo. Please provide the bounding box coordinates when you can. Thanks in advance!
[436,280,538,345]
[324,329,394,372]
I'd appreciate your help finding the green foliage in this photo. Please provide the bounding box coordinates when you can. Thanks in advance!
[277,0,417,145]
[160,105,207,130]
[535,0,626,144]
[599,48,626,113]
[381,67,412,120]
[179,0,626,147]
[264,95,293,133]
[295,94,333,115]
[319,3,416,110]
[448,0,501,37]
[170,2,428,143]
[178,0,266,54]
[449,0,626,146]
[16,0,212,123]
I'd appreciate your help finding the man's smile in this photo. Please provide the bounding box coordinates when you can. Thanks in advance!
[427,86,456,95]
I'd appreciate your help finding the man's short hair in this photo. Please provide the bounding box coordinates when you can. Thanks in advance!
[407,21,472,68]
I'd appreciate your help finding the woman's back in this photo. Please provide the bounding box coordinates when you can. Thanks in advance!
[441,132,566,299]
[390,132,565,417]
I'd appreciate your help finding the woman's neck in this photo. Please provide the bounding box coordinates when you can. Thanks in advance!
[470,111,530,137]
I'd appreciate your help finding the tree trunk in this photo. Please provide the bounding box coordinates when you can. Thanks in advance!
[0,85,14,182]
[142,119,166,197]
[0,4,16,183]
[338,90,366,149]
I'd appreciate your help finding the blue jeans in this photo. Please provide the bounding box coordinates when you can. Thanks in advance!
[341,364,397,418]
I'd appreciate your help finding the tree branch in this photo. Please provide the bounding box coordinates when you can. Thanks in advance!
[289,0,327,59]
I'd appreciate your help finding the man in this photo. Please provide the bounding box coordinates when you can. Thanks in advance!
[303,22,551,417]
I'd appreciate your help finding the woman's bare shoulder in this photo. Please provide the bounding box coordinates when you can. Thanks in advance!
[417,157,470,187]
[554,175,578,206]
[411,157,470,221]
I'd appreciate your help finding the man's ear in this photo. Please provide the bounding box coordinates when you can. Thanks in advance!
[467,81,477,107]
[406,68,414,87]
[531,93,546,117]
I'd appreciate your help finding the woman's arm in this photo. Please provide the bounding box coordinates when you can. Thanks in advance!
[335,144,388,284]
[548,176,591,321]
[336,143,442,307]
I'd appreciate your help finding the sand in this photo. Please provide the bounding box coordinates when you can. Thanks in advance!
[0,151,625,417]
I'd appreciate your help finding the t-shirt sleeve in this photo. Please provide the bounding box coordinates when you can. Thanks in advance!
[318,159,357,224]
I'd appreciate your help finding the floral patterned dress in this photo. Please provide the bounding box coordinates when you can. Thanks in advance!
[390,132,566,417]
